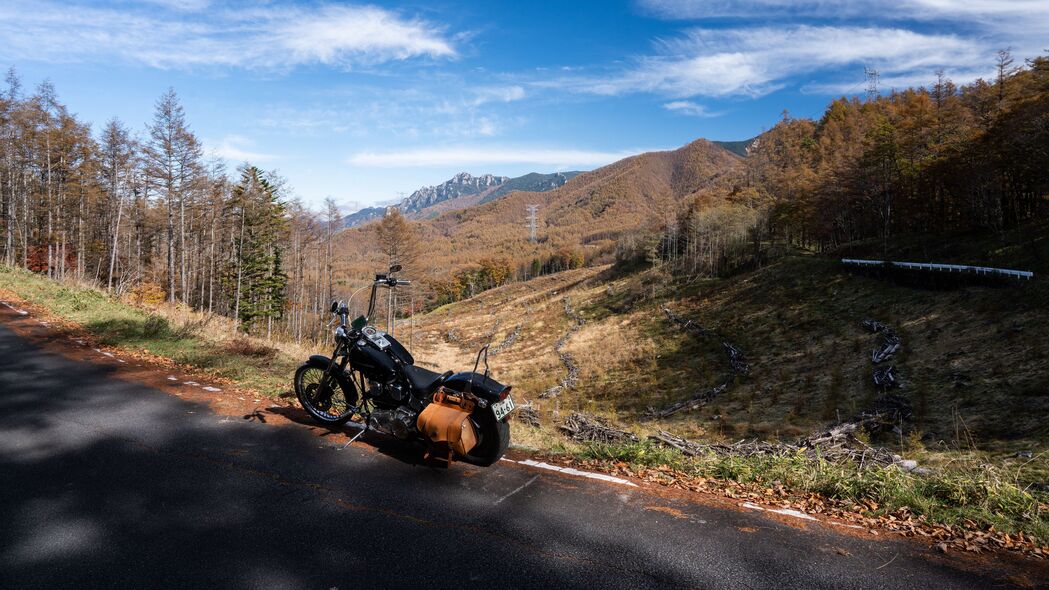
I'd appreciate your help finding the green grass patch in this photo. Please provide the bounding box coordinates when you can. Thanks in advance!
[0,265,298,397]
[576,439,1048,543]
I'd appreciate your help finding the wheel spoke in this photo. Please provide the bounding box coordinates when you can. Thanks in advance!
[298,367,355,421]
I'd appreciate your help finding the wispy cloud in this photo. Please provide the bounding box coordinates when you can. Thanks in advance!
[206,135,278,163]
[256,82,526,140]
[469,85,527,106]
[138,0,212,11]
[0,1,456,69]
[548,25,987,98]
[347,146,652,168]
[662,100,718,117]
[637,0,1049,26]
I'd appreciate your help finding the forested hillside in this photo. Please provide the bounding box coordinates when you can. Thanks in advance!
[332,137,744,303]
[0,75,340,342]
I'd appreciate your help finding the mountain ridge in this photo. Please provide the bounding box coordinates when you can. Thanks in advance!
[334,137,745,276]
[341,171,582,228]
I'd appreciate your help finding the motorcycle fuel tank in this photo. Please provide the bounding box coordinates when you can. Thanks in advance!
[349,343,399,381]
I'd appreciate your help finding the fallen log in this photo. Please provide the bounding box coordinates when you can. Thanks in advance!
[648,413,901,469]
[559,412,638,444]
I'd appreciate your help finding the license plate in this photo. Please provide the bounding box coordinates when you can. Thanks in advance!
[491,394,516,421]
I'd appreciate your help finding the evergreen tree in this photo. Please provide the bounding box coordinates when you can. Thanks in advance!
[225,166,289,332]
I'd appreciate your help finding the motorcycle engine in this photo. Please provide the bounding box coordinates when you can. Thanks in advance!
[365,382,408,405]
[368,407,418,440]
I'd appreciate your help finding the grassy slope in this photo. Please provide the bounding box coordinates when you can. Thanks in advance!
[403,226,1049,535]
[0,265,304,397]
[409,227,1049,451]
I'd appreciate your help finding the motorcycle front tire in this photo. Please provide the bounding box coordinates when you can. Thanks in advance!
[294,358,358,426]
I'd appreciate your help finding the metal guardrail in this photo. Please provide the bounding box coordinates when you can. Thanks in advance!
[841,258,1034,280]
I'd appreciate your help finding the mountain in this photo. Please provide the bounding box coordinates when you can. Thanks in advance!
[712,138,757,157]
[341,171,581,228]
[401,172,508,214]
[479,171,582,205]
[334,138,744,274]
[340,206,387,228]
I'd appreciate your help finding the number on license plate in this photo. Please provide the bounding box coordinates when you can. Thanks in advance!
[491,394,516,421]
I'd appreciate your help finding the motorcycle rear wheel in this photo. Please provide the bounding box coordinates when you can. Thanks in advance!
[463,410,510,466]
[294,362,358,425]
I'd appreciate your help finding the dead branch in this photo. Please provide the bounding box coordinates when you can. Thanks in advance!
[559,412,638,444]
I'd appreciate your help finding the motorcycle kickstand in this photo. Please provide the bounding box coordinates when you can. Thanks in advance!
[340,410,369,449]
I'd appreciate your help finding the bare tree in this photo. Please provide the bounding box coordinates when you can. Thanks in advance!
[99,118,134,291]
[144,88,201,303]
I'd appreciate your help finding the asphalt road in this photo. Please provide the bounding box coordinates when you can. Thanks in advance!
[0,321,1028,589]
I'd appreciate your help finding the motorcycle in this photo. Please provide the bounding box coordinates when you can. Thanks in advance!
[294,265,516,466]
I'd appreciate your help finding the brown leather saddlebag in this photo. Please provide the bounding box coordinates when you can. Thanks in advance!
[416,389,479,456]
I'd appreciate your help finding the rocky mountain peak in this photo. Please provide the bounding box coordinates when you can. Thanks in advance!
[399,172,510,213]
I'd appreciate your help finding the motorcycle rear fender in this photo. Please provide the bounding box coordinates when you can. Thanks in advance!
[441,372,511,404]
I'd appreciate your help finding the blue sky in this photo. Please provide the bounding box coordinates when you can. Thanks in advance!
[1,0,1045,212]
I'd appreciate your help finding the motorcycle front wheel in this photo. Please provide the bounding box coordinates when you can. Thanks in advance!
[294,360,358,425]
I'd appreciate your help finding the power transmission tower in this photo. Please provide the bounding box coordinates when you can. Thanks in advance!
[865,66,880,102]
[525,204,540,243]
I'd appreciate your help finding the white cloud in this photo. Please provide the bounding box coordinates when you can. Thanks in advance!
[347,146,652,168]
[553,25,987,98]
[662,100,718,116]
[469,85,526,106]
[0,2,456,69]
[274,6,455,66]
[206,135,278,163]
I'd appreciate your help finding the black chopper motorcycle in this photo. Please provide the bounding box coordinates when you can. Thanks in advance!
[293,265,515,466]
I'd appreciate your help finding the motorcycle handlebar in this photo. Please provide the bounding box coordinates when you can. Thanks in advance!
[395,279,411,286]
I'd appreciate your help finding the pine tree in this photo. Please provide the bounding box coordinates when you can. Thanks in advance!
[225,166,289,332]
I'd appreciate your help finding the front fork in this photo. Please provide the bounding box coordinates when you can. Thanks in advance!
[318,345,346,406]
[322,348,373,443]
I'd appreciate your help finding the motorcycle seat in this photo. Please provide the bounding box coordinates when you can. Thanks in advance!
[404,364,451,395]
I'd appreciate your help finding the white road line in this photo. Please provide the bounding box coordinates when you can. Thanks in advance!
[829,521,866,530]
[742,501,818,522]
[1,301,27,315]
[494,474,540,505]
[514,459,638,487]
